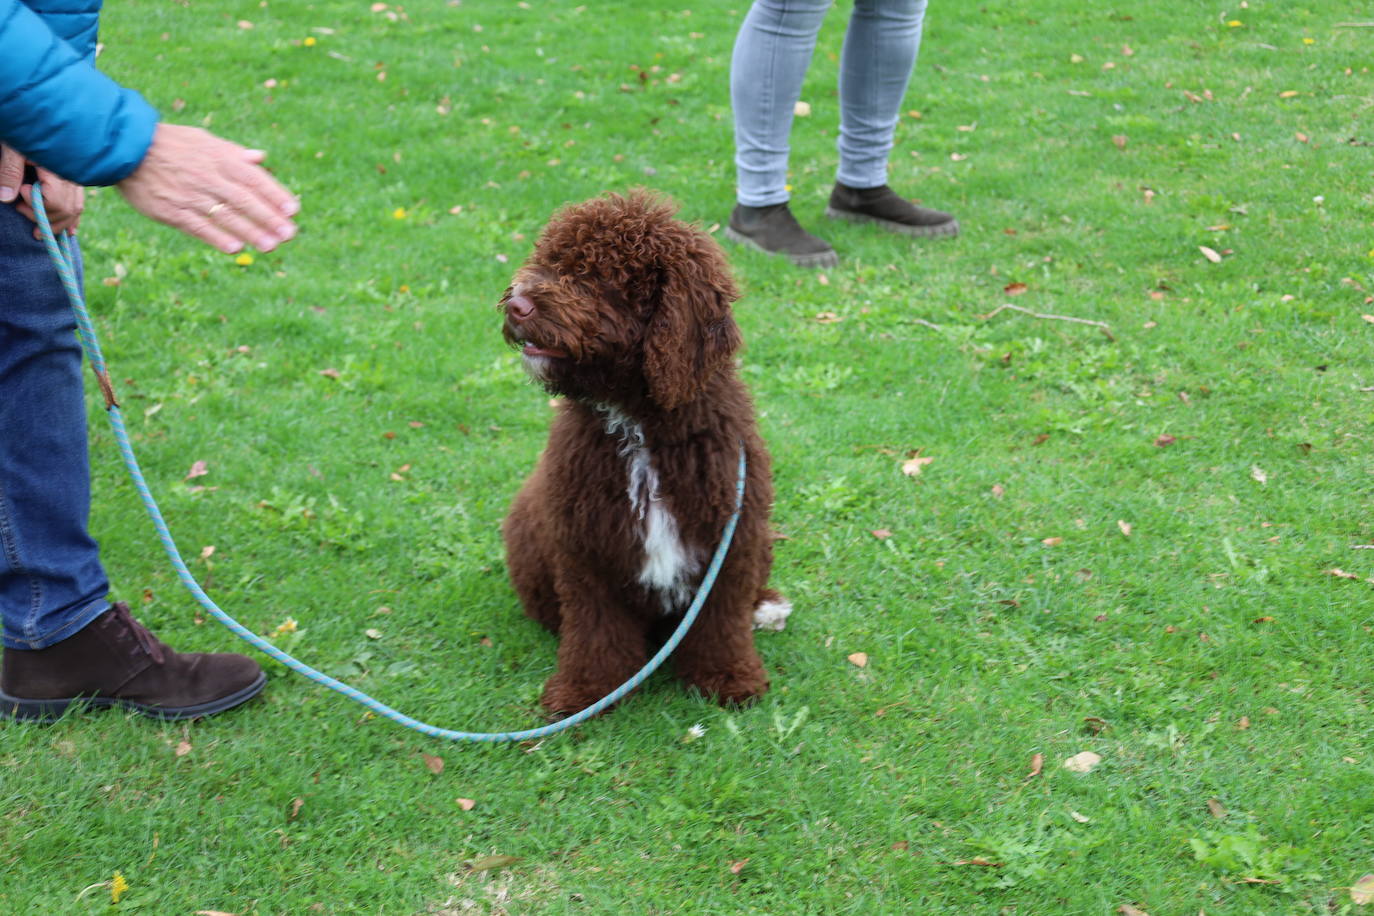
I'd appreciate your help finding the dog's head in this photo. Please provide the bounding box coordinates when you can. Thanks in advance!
[500,191,741,411]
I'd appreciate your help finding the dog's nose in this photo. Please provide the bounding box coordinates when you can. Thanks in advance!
[506,295,535,321]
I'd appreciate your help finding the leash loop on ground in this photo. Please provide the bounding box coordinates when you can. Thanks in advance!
[32,183,745,742]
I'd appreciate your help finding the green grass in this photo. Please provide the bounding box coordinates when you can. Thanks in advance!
[3,0,1373,912]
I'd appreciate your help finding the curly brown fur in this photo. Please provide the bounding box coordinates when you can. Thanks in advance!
[499,191,790,716]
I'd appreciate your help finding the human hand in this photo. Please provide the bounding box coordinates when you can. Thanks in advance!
[0,145,85,239]
[116,123,299,254]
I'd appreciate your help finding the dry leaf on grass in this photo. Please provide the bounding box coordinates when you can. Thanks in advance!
[1028,753,1044,779]
[847,652,869,668]
[1207,798,1228,819]
[1117,520,1133,536]
[1117,906,1151,916]
[422,753,445,775]
[1351,873,1374,905]
[1199,245,1223,263]
[456,798,476,811]
[1063,751,1102,773]
[901,453,934,477]
[288,797,304,821]
[1251,465,1269,484]
[174,741,192,757]
[467,855,522,873]
[185,460,209,480]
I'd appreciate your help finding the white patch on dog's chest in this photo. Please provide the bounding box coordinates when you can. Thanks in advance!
[600,407,700,612]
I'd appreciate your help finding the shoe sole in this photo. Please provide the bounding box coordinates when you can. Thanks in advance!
[825,206,960,238]
[723,225,840,269]
[0,670,267,722]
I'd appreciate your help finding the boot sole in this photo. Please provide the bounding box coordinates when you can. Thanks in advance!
[723,225,840,269]
[825,206,960,238]
[0,670,267,722]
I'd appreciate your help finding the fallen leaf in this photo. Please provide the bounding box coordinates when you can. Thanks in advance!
[870,529,893,539]
[1154,434,1176,447]
[1028,753,1044,778]
[319,368,341,379]
[901,454,934,477]
[185,460,209,480]
[1042,536,1064,547]
[1117,906,1151,916]
[1237,715,1251,729]
[1351,873,1374,905]
[1362,315,1374,324]
[1003,281,1029,295]
[1199,245,1223,263]
[456,798,476,811]
[422,753,445,775]
[1117,520,1133,537]
[1206,799,1228,819]
[1326,568,1362,580]
[954,858,1003,867]
[1063,751,1102,773]
[991,484,1005,499]
[174,740,192,757]
[195,911,239,916]
[814,310,842,323]
[729,859,750,874]
[288,797,304,820]
[1251,465,1268,485]
[1112,134,1128,150]
[793,101,811,117]
[847,652,869,668]
[467,855,522,873]
[364,628,383,639]
[1070,810,1091,823]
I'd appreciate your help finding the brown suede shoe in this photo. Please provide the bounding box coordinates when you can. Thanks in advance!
[0,603,265,721]
[825,182,959,238]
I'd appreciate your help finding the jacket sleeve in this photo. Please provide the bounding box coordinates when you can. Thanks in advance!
[0,0,158,186]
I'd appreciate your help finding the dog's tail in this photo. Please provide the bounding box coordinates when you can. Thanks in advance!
[752,588,792,632]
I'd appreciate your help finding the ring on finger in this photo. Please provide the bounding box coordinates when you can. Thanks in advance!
[207,202,225,217]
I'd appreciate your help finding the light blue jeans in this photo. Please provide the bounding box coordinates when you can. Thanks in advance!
[0,200,111,649]
[730,0,928,207]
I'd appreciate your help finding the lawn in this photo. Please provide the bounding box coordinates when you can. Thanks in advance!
[2,0,1372,913]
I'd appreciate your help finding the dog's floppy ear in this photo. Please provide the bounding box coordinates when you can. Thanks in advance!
[642,257,742,411]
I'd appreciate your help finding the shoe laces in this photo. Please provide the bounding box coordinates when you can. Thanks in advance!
[111,603,166,665]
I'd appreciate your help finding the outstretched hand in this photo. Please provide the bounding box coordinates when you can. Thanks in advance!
[116,123,299,254]
[0,145,85,239]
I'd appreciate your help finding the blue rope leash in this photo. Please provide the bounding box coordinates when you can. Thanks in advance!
[31,184,744,742]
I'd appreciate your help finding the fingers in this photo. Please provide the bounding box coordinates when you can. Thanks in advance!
[0,145,23,203]
[117,123,301,254]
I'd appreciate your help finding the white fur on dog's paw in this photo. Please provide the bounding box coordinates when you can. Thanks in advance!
[752,598,793,632]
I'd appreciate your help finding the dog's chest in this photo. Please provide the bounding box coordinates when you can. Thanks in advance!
[600,409,701,612]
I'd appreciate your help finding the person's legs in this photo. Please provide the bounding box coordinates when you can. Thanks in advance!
[0,201,111,651]
[727,0,841,267]
[826,0,958,236]
[730,0,832,208]
[0,200,266,721]
[834,0,926,190]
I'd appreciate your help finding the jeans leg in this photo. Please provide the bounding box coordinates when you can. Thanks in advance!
[836,0,928,189]
[731,0,833,207]
[0,202,110,649]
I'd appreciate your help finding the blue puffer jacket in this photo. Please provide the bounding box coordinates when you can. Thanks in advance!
[0,0,158,185]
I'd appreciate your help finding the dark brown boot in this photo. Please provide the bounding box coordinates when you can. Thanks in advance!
[724,202,839,268]
[825,182,959,238]
[0,603,265,721]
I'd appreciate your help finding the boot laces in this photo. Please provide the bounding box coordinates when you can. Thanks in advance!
[111,603,166,665]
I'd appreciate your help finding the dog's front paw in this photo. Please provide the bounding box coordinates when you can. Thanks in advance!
[682,668,769,707]
[541,674,620,718]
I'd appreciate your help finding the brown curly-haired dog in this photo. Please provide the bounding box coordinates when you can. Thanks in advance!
[499,191,791,717]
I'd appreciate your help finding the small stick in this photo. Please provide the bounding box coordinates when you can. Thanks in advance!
[911,318,943,331]
[980,303,1116,341]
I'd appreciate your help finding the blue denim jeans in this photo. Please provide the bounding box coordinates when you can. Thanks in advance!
[730,0,928,207]
[0,200,111,649]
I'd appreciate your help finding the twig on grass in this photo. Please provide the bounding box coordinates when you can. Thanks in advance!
[979,303,1116,341]
[911,318,943,331]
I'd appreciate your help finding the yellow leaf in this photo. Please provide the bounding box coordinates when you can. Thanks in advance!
[111,872,129,904]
